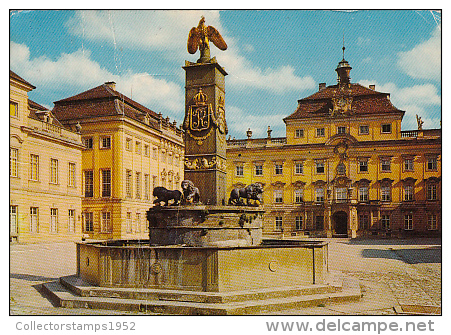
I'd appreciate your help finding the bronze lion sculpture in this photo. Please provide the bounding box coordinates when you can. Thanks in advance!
[153,186,182,206]
[228,183,263,206]
[181,180,200,204]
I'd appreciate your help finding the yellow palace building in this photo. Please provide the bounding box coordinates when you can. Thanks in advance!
[52,81,184,240]
[226,56,441,238]
[10,71,84,243]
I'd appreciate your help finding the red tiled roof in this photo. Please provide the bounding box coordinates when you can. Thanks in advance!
[52,83,160,128]
[10,70,36,89]
[284,83,404,121]
[28,99,48,111]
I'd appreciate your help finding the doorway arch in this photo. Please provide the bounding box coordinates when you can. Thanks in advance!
[333,211,348,236]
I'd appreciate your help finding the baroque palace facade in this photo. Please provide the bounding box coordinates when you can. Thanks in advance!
[52,82,184,240]
[10,71,84,243]
[226,57,441,238]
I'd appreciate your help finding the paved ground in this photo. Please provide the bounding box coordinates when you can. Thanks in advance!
[10,238,441,315]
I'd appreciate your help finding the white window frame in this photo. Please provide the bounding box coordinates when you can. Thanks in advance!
[295,129,304,138]
[359,159,368,173]
[294,162,304,175]
[50,158,58,184]
[10,148,19,177]
[336,187,347,202]
[84,170,94,197]
[404,158,414,172]
[427,184,437,201]
[359,186,369,202]
[404,214,413,230]
[315,188,325,202]
[275,216,283,231]
[427,157,437,171]
[50,208,58,233]
[428,214,438,230]
[381,158,391,172]
[316,128,325,137]
[381,214,390,230]
[315,161,325,174]
[101,169,111,197]
[404,185,414,201]
[10,205,18,234]
[255,164,263,176]
[126,170,133,198]
[236,165,244,176]
[295,216,303,230]
[274,189,283,203]
[135,172,141,199]
[274,163,283,175]
[68,162,76,187]
[100,136,111,149]
[381,123,392,134]
[30,207,39,233]
[294,189,303,203]
[83,137,93,149]
[68,209,75,233]
[101,211,112,233]
[337,126,347,134]
[84,212,94,232]
[30,154,39,181]
[381,185,391,202]
[359,125,369,135]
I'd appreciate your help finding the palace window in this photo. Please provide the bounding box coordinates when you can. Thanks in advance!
[101,211,112,233]
[126,170,133,198]
[274,163,283,175]
[68,209,75,233]
[381,214,390,230]
[315,216,324,230]
[84,212,94,232]
[404,185,414,201]
[359,186,369,202]
[68,162,76,187]
[294,162,304,175]
[315,188,325,202]
[236,165,244,176]
[336,187,347,202]
[295,129,304,138]
[10,205,18,234]
[126,212,132,233]
[255,164,263,176]
[427,157,437,171]
[50,208,58,233]
[337,126,347,134]
[381,185,391,202]
[10,148,18,177]
[10,101,18,118]
[274,190,283,203]
[294,189,303,203]
[144,144,150,157]
[135,141,141,155]
[337,163,346,175]
[100,136,111,149]
[275,216,283,231]
[83,137,93,149]
[30,207,39,233]
[359,160,368,173]
[135,213,141,233]
[84,170,93,197]
[144,174,150,200]
[50,159,58,184]
[428,214,438,230]
[381,123,392,134]
[359,125,369,135]
[125,138,132,151]
[295,216,303,230]
[404,158,414,172]
[427,184,437,201]
[135,172,141,199]
[359,214,369,230]
[381,158,391,172]
[30,154,39,181]
[404,214,413,230]
[316,128,325,137]
[101,169,111,197]
[315,161,325,174]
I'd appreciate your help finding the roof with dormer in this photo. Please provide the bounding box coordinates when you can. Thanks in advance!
[284,57,405,122]
[52,83,161,129]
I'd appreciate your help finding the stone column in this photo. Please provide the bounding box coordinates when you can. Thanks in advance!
[183,61,228,205]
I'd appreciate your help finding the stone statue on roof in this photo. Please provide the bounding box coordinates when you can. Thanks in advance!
[187,16,227,63]
[416,114,424,130]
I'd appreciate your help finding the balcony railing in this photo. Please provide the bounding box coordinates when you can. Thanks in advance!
[41,121,62,135]
[401,130,418,138]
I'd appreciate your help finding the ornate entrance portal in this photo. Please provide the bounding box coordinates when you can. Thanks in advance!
[333,211,348,236]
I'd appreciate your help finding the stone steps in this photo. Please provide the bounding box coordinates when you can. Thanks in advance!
[41,273,361,315]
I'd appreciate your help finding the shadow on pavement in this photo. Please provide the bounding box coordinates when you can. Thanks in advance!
[10,273,59,282]
[342,238,441,246]
[361,247,441,264]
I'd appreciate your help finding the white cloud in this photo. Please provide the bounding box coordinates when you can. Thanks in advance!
[66,10,315,95]
[226,105,286,138]
[397,25,441,81]
[10,41,184,116]
[357,37,371,46]
[359,79,441,129]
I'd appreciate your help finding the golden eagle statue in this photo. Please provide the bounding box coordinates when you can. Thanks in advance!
[187,16,227,63]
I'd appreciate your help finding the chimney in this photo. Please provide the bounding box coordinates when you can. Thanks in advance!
[104,81,116,90]
[319,83,326,91]
[369,84,375,90]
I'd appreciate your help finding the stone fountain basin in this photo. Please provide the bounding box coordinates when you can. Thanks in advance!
[76,239,328,293]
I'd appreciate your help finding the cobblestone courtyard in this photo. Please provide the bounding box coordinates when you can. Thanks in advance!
[10,238,441,315]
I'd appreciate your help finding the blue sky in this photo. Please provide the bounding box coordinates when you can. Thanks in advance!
[10,10,441,138]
